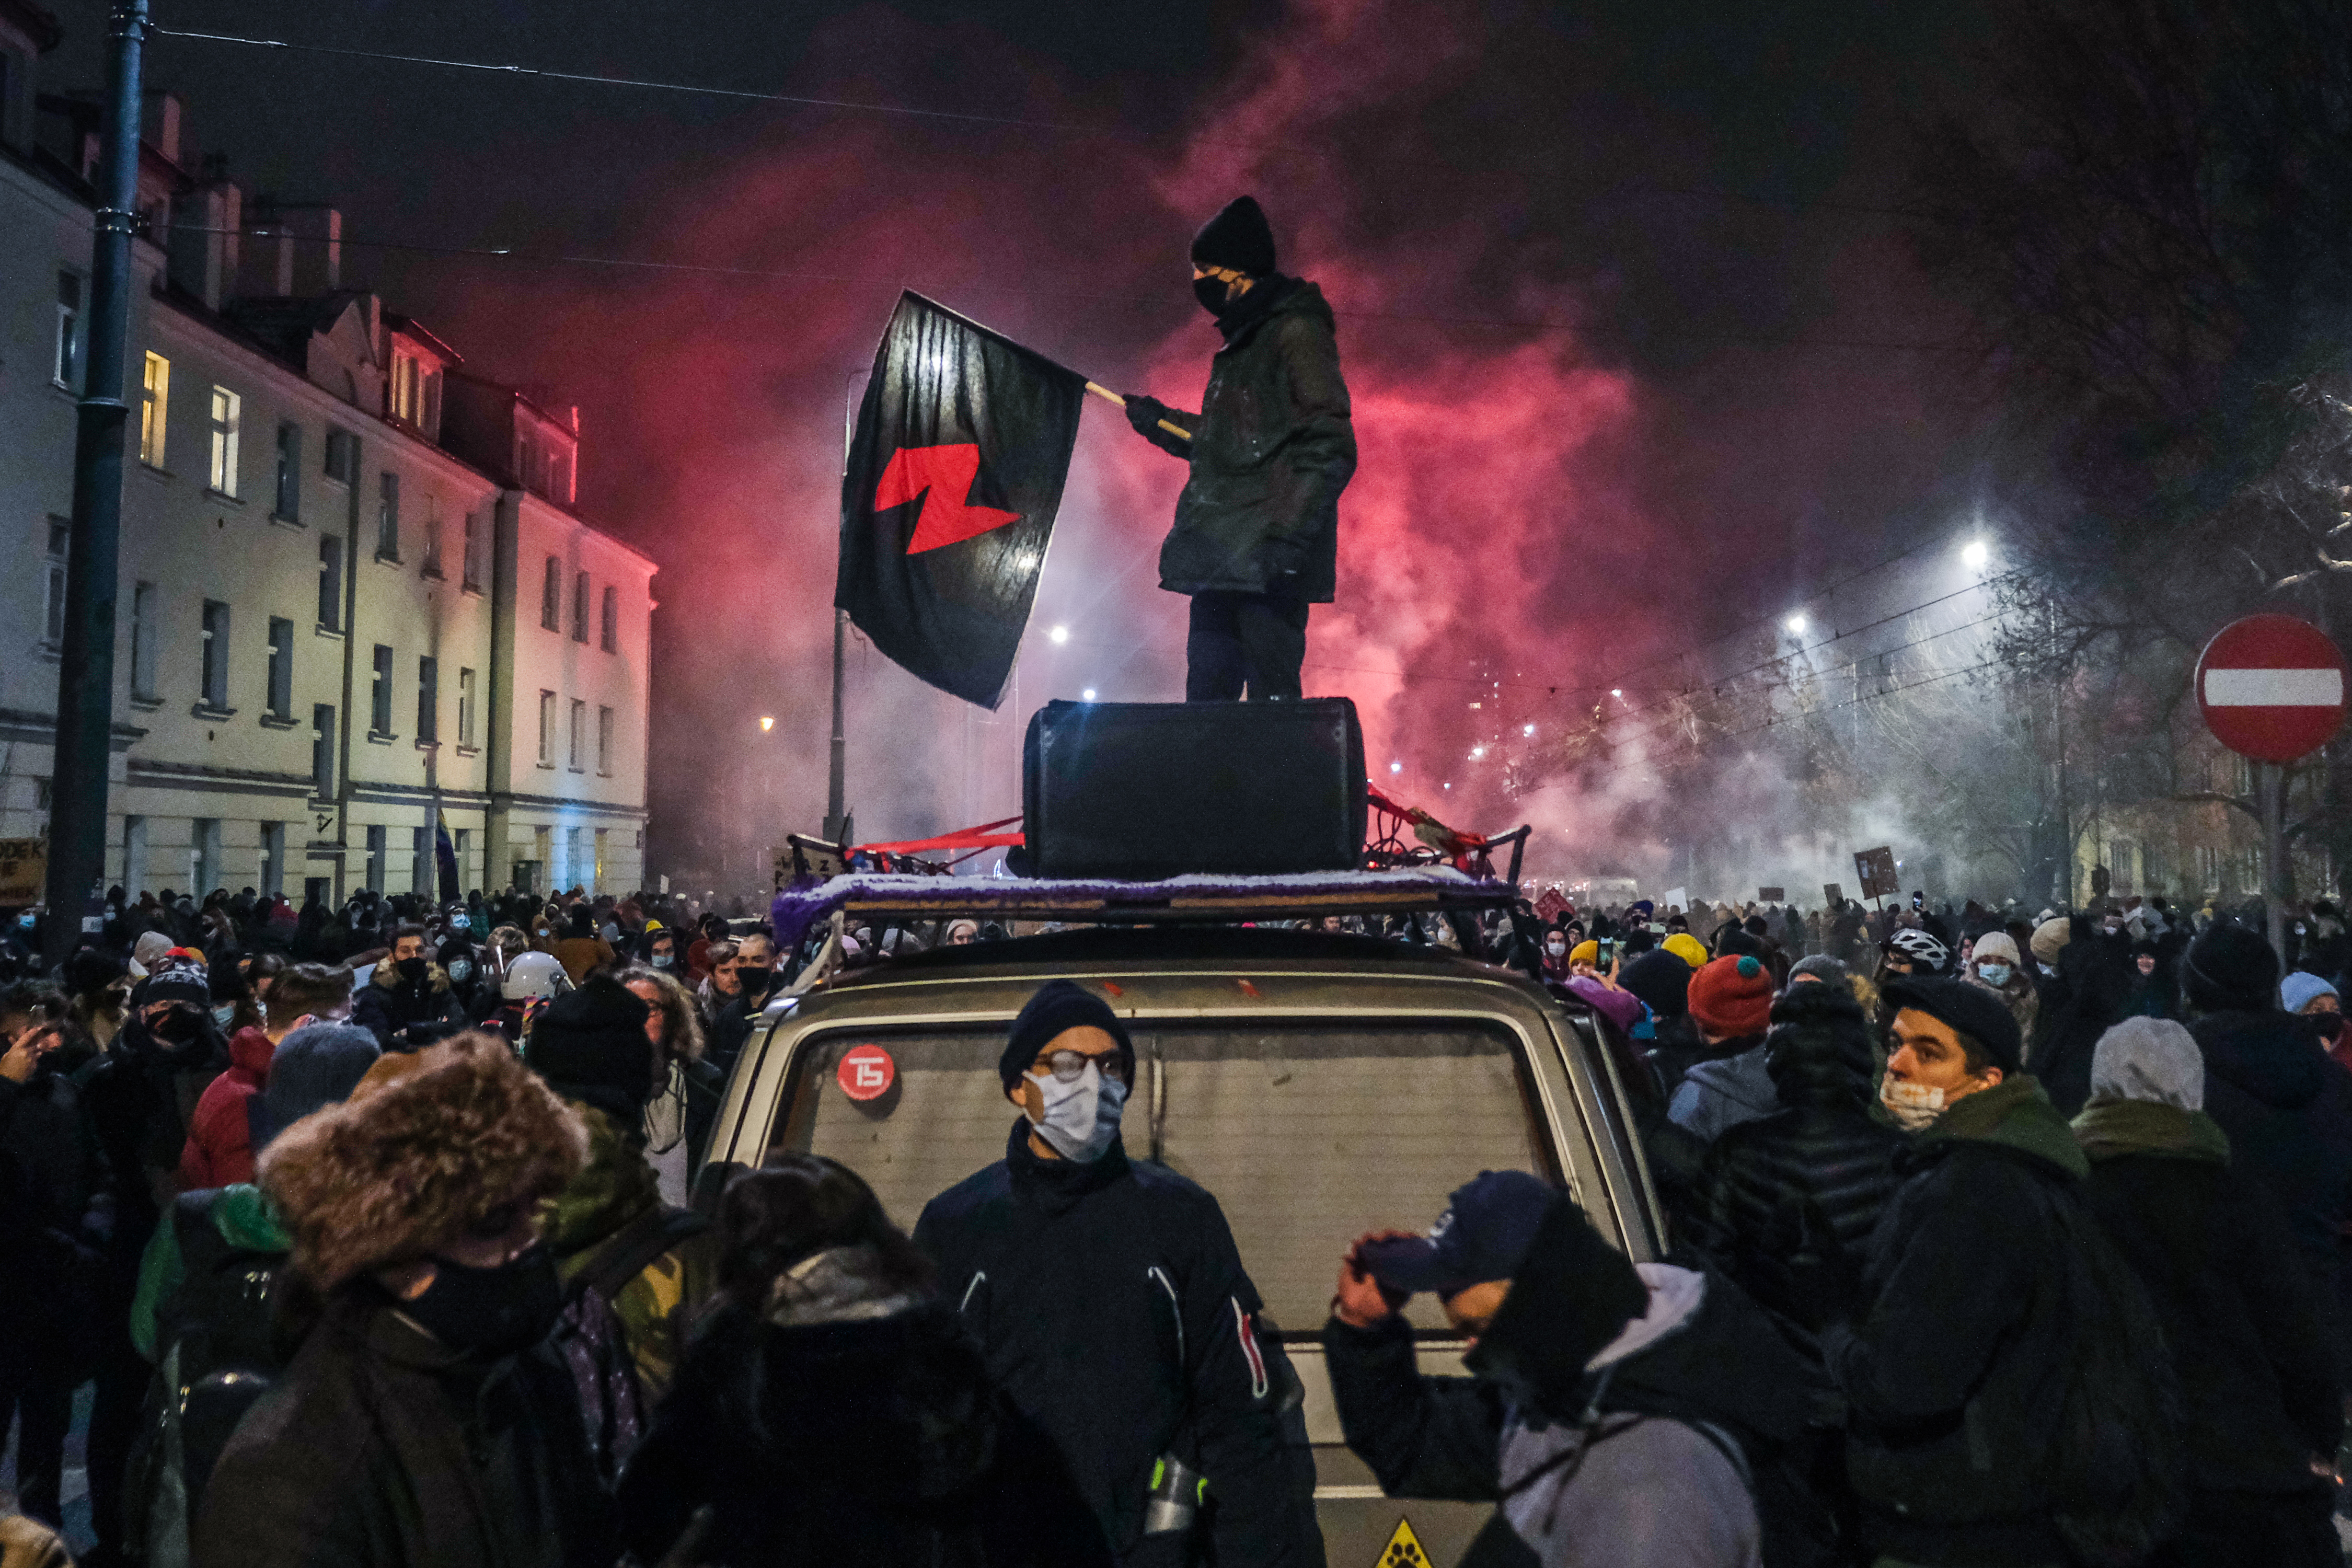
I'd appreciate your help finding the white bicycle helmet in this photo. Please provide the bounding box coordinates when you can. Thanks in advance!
[502,950,570,1001]
[1885,927,1950,974]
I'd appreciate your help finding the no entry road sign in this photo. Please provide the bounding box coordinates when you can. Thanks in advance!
[2196,614,2350,764]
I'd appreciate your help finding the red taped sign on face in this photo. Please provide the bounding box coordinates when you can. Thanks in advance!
[837,1044,896,1101]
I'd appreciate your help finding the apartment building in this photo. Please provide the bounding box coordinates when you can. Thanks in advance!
[0,8,654,901]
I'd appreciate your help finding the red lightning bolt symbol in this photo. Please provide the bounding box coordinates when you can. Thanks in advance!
[874,444,1023,554]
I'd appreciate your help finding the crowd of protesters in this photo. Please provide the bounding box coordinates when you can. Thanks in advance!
[2,871,2350,1566]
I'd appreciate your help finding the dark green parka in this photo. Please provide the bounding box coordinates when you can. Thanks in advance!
[1145,276,1356,602]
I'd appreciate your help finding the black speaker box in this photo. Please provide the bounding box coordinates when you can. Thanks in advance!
[1021,699,1368,879]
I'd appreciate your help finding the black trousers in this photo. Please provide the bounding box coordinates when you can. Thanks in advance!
[1185,590,1309,701]
[0,1361,74,1525]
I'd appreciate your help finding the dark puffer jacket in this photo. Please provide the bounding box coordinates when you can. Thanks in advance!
[1142,276,1356,602]
[350,956,470,1051]
[1693,984,1905,1334]
[2190,1008,2352,1297]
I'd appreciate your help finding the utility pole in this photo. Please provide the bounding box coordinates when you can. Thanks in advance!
[824,607,848,843]
[43,0,147,965]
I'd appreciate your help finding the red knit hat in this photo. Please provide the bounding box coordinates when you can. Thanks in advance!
[1688,954,1773,1040]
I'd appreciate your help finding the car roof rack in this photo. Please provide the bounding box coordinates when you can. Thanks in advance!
[771,866,1516,954]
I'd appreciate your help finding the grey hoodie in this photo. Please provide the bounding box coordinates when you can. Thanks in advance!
[1666,1043,1779,1145]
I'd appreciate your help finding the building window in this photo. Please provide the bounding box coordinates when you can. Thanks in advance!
[593,827,608,890]
[274,423,302,521]
[317,534,344,631]
[200,600,231,709]
[131,581,159,699]
[420,496,443,578]
[454,827,472,885]
[597,705,614,776]
[417,655,438,744]
[324,429,358,485]
[191,818,221,896]
[411,825,432,895]
[537,690,556,767]
[461,511,484,592]
[567,826,585,891]
[390,351,422,425]
[572,571,591,642]
[54,271,81,389]
[370,644,393,735]
[458,666,477,749]
[40,518,67,649]
[541,557,562,631]
[600,585,618,653]
[266,617,294,719]
[364,824,386,894]
[260,821,285,898]
[376,471,400,560]
[140,351,169,467]
[312,704,336,797]
[207,386,240,497]
[122,815,147,896]
[569,698,586,771]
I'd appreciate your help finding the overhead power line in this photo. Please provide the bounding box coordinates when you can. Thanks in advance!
[147,24,1923,222]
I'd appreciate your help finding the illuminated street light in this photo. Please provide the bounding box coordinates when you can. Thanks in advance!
[1081,688,1097,701]
[1785,613,1807,635]
[1389,760,1403,774]
[757,716,775,732]
[1610,688,1623,699]
[1522,723,1536,736]
[1471,746,1486,759]
[1962,539,1990,571]
[1048,625,1070,644]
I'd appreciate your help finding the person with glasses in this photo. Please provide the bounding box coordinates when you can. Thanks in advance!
[915,981,1318,1567]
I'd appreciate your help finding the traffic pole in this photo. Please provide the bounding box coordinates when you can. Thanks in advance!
[823,607,848,844]
[43,0,147,966]
[2263,760,2288,976]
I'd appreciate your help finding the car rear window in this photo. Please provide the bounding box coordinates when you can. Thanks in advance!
[768,1017,1559,1333]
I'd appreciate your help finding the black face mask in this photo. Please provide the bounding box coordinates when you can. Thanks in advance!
[1193,274,1235,317]
[152,1008,202,1044]
[396,956,430,985]
[397,1245,563,1358]
[735,966,773,997]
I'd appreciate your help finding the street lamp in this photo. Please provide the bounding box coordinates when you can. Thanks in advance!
[757,715,775,732]
[1389,760,1403,774]
[1048,625,1069,644]
[1785,613,1807,635]
[1522,723,1535,736]
[1962,539,1990,572]
[1081,688,1097,701]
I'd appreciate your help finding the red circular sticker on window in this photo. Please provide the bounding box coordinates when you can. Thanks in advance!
[837,1044,896,1101]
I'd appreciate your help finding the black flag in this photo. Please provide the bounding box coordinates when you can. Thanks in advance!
[835,292,1087,708]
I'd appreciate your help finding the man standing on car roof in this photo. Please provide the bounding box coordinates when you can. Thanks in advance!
[1122,196,1356,702]
[914,980,1319,1566]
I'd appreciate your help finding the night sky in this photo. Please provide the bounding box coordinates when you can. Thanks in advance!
[45,0,1996,885]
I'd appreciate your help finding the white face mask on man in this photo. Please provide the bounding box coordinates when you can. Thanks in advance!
[1024,1058,1129,1162]
[1880,1076,1946,1132]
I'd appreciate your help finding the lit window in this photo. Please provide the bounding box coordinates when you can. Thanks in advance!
[207,386,240,496]
[140,352,169,467]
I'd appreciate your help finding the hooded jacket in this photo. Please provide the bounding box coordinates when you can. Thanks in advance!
[539,1103,718,1408]
[913,1124,1315,1567]
[192,1290,614,1568]
[350,956,470,1051]
[178,1026,276,1190]
[2072,1099,2342,1494]
[1143,276,1356,602]
[2188,1008,2352,1294]
[1819,1076,2113,1565]
[616,1267,1013,1568]
[1667,1043,1779,1145]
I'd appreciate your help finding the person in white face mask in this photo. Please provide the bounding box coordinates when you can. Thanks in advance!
[914,980,1318,1567]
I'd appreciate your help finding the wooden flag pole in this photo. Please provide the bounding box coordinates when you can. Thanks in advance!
[1085,381,1193,442]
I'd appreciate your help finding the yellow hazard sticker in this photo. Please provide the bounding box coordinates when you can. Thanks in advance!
[1376,1515,1429,1567]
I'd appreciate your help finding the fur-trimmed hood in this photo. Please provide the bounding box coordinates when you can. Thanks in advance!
[371,955,453,995]
[258,1031,588,1289]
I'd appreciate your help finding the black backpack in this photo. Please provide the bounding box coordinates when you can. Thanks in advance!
[2028,1177,2188,1566]
[550,1203,709,1485]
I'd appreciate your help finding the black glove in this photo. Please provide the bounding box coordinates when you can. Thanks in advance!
[1123,393,1175,437]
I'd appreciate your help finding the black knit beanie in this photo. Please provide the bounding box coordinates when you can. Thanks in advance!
[525,973,656,1127]
[999,979,1133,1092]
[2181,923,2280,1014]
[1191,196,1277,275]
[1463,1195,1648,1418]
